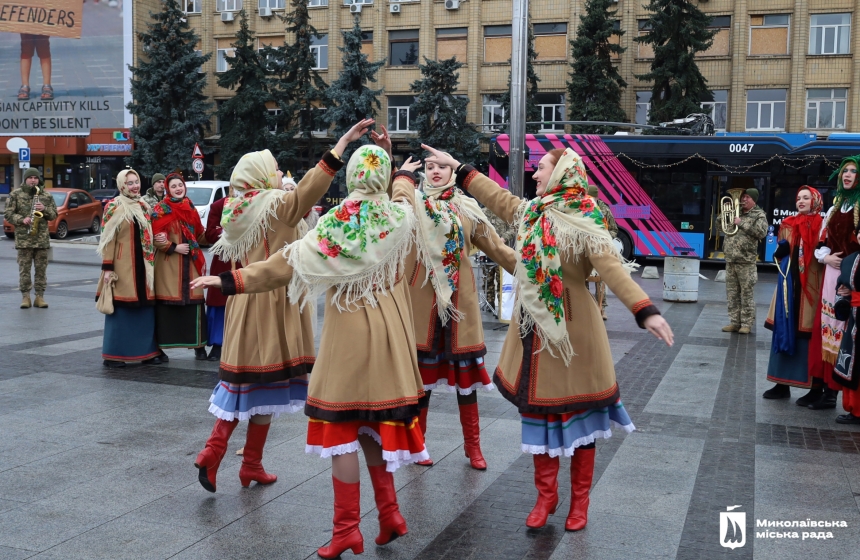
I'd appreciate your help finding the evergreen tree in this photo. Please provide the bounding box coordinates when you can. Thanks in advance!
[408,57,482,164]
[635,0,715,125]
[567,0,628,133]
[126,0,213,178]
[322,18,384,172]
[215,10,274,178]
[499,19,541,134]
[267,0,328,170]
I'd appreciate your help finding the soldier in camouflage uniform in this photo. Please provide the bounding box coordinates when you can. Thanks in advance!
[142,173,166,208]
[722,188,768,334]
[588,185,618,319]
[4,167,58,309]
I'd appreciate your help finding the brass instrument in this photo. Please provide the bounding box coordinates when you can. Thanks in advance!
[27,186,44,236]
[720,188,745,237]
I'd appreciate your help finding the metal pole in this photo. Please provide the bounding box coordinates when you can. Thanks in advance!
[508,0,528,198]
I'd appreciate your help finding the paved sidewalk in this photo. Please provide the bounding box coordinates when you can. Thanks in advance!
[0,238,858,560]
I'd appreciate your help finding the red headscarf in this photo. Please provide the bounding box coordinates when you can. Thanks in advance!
[780,186,823,305]
[151,173,206,276]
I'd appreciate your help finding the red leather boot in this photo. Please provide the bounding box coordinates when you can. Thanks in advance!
[525,453,560,528]
[318,477,364,559]
[565,446,595,531]
[459,402,487,470]
[368,464,408,545]
[238,421,278,488]
[194,418,239,493]
[415,407,433,466]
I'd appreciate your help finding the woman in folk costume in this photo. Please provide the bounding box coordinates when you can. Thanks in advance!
[192,145,428,559]
[151,174,209,359]
[194,120,373,494]
[808,157,860,410]
[96,169,160,368]
[421,145,673,531]
[831,225,860,425]
[409,152,517,469]
[762,187,824,399]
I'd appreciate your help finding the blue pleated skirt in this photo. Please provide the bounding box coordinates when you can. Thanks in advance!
[102,306,159,362]
[208,378,309,421]
[206,305,225,346]
[521,400,635,457]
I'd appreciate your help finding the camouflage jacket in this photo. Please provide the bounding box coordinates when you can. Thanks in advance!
[724,205,768,263]
[597,199,618,239]
[142,188,163,209]
[4,184,58,249]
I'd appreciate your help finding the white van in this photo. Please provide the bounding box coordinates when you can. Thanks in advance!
[184,181,231,225]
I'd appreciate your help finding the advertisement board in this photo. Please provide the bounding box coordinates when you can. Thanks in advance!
[0,0,132,135]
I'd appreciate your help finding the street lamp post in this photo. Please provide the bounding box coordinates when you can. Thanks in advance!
[508,0,529,198]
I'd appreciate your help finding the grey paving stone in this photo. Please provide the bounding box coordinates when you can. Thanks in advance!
[551,512,681,558]
[0,501,113,552]
[0,545,37,560]
[171,533,316,560]
[643,344,727,418]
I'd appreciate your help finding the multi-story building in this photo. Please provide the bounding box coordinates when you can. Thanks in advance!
[133,0,860,175]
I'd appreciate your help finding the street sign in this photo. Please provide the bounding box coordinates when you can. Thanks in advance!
[192,143,204,159]
[192,158,205,174]
[19,161,30,169]
[18,147,30,162]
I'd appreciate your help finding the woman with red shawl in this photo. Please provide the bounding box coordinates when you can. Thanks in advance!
[151,173,209,359]
[762,187,824,398]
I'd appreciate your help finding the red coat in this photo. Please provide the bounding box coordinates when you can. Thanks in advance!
[204,197,240,307]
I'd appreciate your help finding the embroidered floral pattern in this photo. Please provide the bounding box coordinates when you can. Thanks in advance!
[349,150,390,189]
[102,199,155,270]
[421,192,465,292]
[221,190,262,227]
[315,199,406,261]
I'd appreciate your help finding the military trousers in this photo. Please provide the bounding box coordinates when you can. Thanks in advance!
[726,262,757,329]
[18,248,49,295]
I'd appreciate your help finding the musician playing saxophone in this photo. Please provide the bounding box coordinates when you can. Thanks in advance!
[722,188,768,334]
[4,168,58,309]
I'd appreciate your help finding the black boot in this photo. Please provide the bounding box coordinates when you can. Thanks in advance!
[796,386,823,407]
[195,347,208,360]
[835,413,860,425]
[208,344,222,361]
[808,388,838,410]
[159,350,170,363]
[762,383,791,399]
[103,360,126,368]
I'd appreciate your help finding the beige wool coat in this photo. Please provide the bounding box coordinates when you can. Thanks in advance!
[219,152,342,384]
[153,226,208,305]
[459,168,660,413]
[220,174,425,421]
[95,219,155,306]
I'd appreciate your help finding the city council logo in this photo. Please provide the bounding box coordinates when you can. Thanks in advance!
[720,505,746,549]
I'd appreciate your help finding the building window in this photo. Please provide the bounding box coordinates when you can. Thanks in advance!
[311,34,328,69]
[217,0,243,11]
[809,14,851,55]
[183,0,202,13]
[637,21,653,59]
[216,40,235,73]
[437,28,467,61]
[807,88,847,129]
[268,108,281,134]
[536,93,565,132]
[484,25,512,64]
[389,30,419,66]
[482,94,506,132]
[361,31,373,58]
[700,90,728,131]
[533,23,567,61]
[259,0,285,7]
[749,14,790,55]
[387,95,415,132]
[702,16,731,56]
[308,0,328,6]
[746,89,786,130]
[635,92,651,125]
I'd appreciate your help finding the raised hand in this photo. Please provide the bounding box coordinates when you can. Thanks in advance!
[399,156,422,174]
[421,144,460,170]
[370,124,392,157]
[335,118,376,157]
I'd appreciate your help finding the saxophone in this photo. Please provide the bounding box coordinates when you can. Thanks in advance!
[27,186,44,236]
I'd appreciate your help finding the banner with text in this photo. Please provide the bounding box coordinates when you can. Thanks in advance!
[0,0,83,39]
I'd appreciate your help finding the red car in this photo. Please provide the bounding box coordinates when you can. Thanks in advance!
[4,188,104,240]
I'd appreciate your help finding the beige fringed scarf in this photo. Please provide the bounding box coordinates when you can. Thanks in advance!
[283,145,416,312]
[211,149,285,263]
[514,148,635,366]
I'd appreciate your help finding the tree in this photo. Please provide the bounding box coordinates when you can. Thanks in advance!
[215,10,274,178]
[126,0,213,178]
[567,0,628,133]
[408,57,482,164]
[321,17,385,177]
[266,0,328,170]
[499,18,541,134]
[635,0,715,125]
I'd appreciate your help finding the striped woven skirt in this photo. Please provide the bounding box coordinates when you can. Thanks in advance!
[306,417,429,472]
[418,354,494,395]
[521,400,635,457]
[208,377,308,421]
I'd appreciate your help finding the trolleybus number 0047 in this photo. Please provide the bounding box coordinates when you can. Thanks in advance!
[728,143,755,153]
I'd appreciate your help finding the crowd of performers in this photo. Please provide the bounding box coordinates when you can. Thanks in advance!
[763,156,860,425]
[96,119,675,558]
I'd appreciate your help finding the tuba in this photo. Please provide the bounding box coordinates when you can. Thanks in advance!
[27,186,44,236]
[720,188,745,236]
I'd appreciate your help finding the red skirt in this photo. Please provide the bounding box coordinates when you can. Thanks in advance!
[418,355,494,395]
[306,417,429,472]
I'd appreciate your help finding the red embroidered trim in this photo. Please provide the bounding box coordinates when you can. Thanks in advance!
[307,394,422,411]
[462,170,479,190]
[632,299,652,314]
[319,160,336,177]
[233,270,245,294]
[564,288,572,320]
[529,383,619,406]
[219,356,315,373]
[395,174,416,186]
